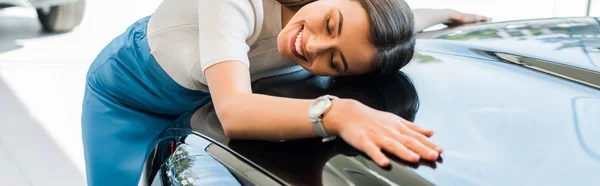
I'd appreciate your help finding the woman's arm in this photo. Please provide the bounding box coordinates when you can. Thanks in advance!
[413,8,491,32]
[205,61,443,167]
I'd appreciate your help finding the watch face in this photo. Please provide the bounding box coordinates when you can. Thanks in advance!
[309,98,328,117]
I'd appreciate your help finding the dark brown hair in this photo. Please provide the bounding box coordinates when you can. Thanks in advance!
[277,0,416,74]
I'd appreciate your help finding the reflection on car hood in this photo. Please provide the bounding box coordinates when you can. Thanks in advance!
[186,58,600,186]
[404,49,600,186]
[183,18,600,186]
[413,20,600,185]
[419,17,600,72]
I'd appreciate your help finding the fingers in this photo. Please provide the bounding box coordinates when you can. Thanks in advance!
[380,137,420,163]
[358,140,390,167]
[396,134,439,161]
[406,130,444,154]
[462,14,477,23]
[476,15,491,22]
[342,110,444,167]
[457,13,491,24]
[402,119,434,137]
[397,117,442,155]
[467,14,491,23]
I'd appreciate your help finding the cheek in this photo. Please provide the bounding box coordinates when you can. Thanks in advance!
[308,58,336,76]
[276,33,286,55]
[357,59,376,74]
[277,26,296,54]
[276,33,294,62]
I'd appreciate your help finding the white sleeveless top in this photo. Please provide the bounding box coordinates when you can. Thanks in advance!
[147,0,302,91]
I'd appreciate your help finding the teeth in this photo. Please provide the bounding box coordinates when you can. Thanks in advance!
[295,29,304,56]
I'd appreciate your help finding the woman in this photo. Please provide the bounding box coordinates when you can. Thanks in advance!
[81,0,488,185]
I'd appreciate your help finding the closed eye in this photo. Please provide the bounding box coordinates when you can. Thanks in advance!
[329,52,336,70]
[326,17,332,35]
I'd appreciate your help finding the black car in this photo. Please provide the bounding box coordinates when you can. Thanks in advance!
[143,17,600,186]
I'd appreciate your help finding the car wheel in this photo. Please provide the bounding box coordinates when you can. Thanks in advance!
[36,0,85,33]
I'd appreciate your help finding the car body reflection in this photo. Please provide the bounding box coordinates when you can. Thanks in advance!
[178,70,429,186]
[421,17,600,71]
[149,17,600,186]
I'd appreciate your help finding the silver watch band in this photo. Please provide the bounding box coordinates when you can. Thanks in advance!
[311,95,339,138]
[311,117,330,137]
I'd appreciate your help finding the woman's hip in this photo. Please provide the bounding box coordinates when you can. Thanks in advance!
[85,16,210,115]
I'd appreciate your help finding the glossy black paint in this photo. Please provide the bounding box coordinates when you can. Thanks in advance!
[151,17,600,186]
[407,17,600,185]
[402,49,600,186]
[187,70,430,186]
[419,17,600,72]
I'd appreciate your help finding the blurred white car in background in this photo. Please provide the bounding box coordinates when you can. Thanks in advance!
[0,0,84,32]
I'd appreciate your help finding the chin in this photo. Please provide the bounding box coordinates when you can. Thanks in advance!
[281,52,299,64]
[298,65,314,73]
[276,43,295,62]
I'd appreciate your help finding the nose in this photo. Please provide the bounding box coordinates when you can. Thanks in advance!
[306,37,334,58]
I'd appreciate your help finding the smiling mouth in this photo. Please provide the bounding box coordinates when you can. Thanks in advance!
[290,25,307,62]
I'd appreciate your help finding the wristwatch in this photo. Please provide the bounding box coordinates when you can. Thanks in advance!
[309,95,339,142]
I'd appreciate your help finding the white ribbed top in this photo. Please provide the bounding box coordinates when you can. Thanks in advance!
[147,0,301,91]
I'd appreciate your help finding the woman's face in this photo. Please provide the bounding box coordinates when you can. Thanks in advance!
[277,0,376,76]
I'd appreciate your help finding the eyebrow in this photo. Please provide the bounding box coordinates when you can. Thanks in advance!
[337,9,343,36]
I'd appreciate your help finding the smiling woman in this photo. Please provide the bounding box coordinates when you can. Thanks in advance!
[80,0,484,185]
[278,0,415,75]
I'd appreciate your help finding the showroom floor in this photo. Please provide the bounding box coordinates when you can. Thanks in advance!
[0,1,161,185]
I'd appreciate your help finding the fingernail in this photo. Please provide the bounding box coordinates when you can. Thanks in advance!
[381,159,389,166]
[411,154,420,162]
[436,147,444,153]
[429,151,439,159]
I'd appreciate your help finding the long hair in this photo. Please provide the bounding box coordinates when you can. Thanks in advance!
[277,0,416,74]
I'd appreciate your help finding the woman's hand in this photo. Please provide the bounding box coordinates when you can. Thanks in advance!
[413,8,491,32]
[323,99,443,167]
[443,9,491,25]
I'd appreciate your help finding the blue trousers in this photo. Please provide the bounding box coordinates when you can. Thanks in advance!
[81,17,239,186]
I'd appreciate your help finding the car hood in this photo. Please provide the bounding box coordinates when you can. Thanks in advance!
[419,17,600,73]
[401,48,600,186]
[186,57,599,186]
[184,18,600,186]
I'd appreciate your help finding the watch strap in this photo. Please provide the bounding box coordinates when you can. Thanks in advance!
[311,95,339,138]
[312,117,330,137]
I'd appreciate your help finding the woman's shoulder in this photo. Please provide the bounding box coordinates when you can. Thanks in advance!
[149,0,266,23]
[148,0,265,35]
